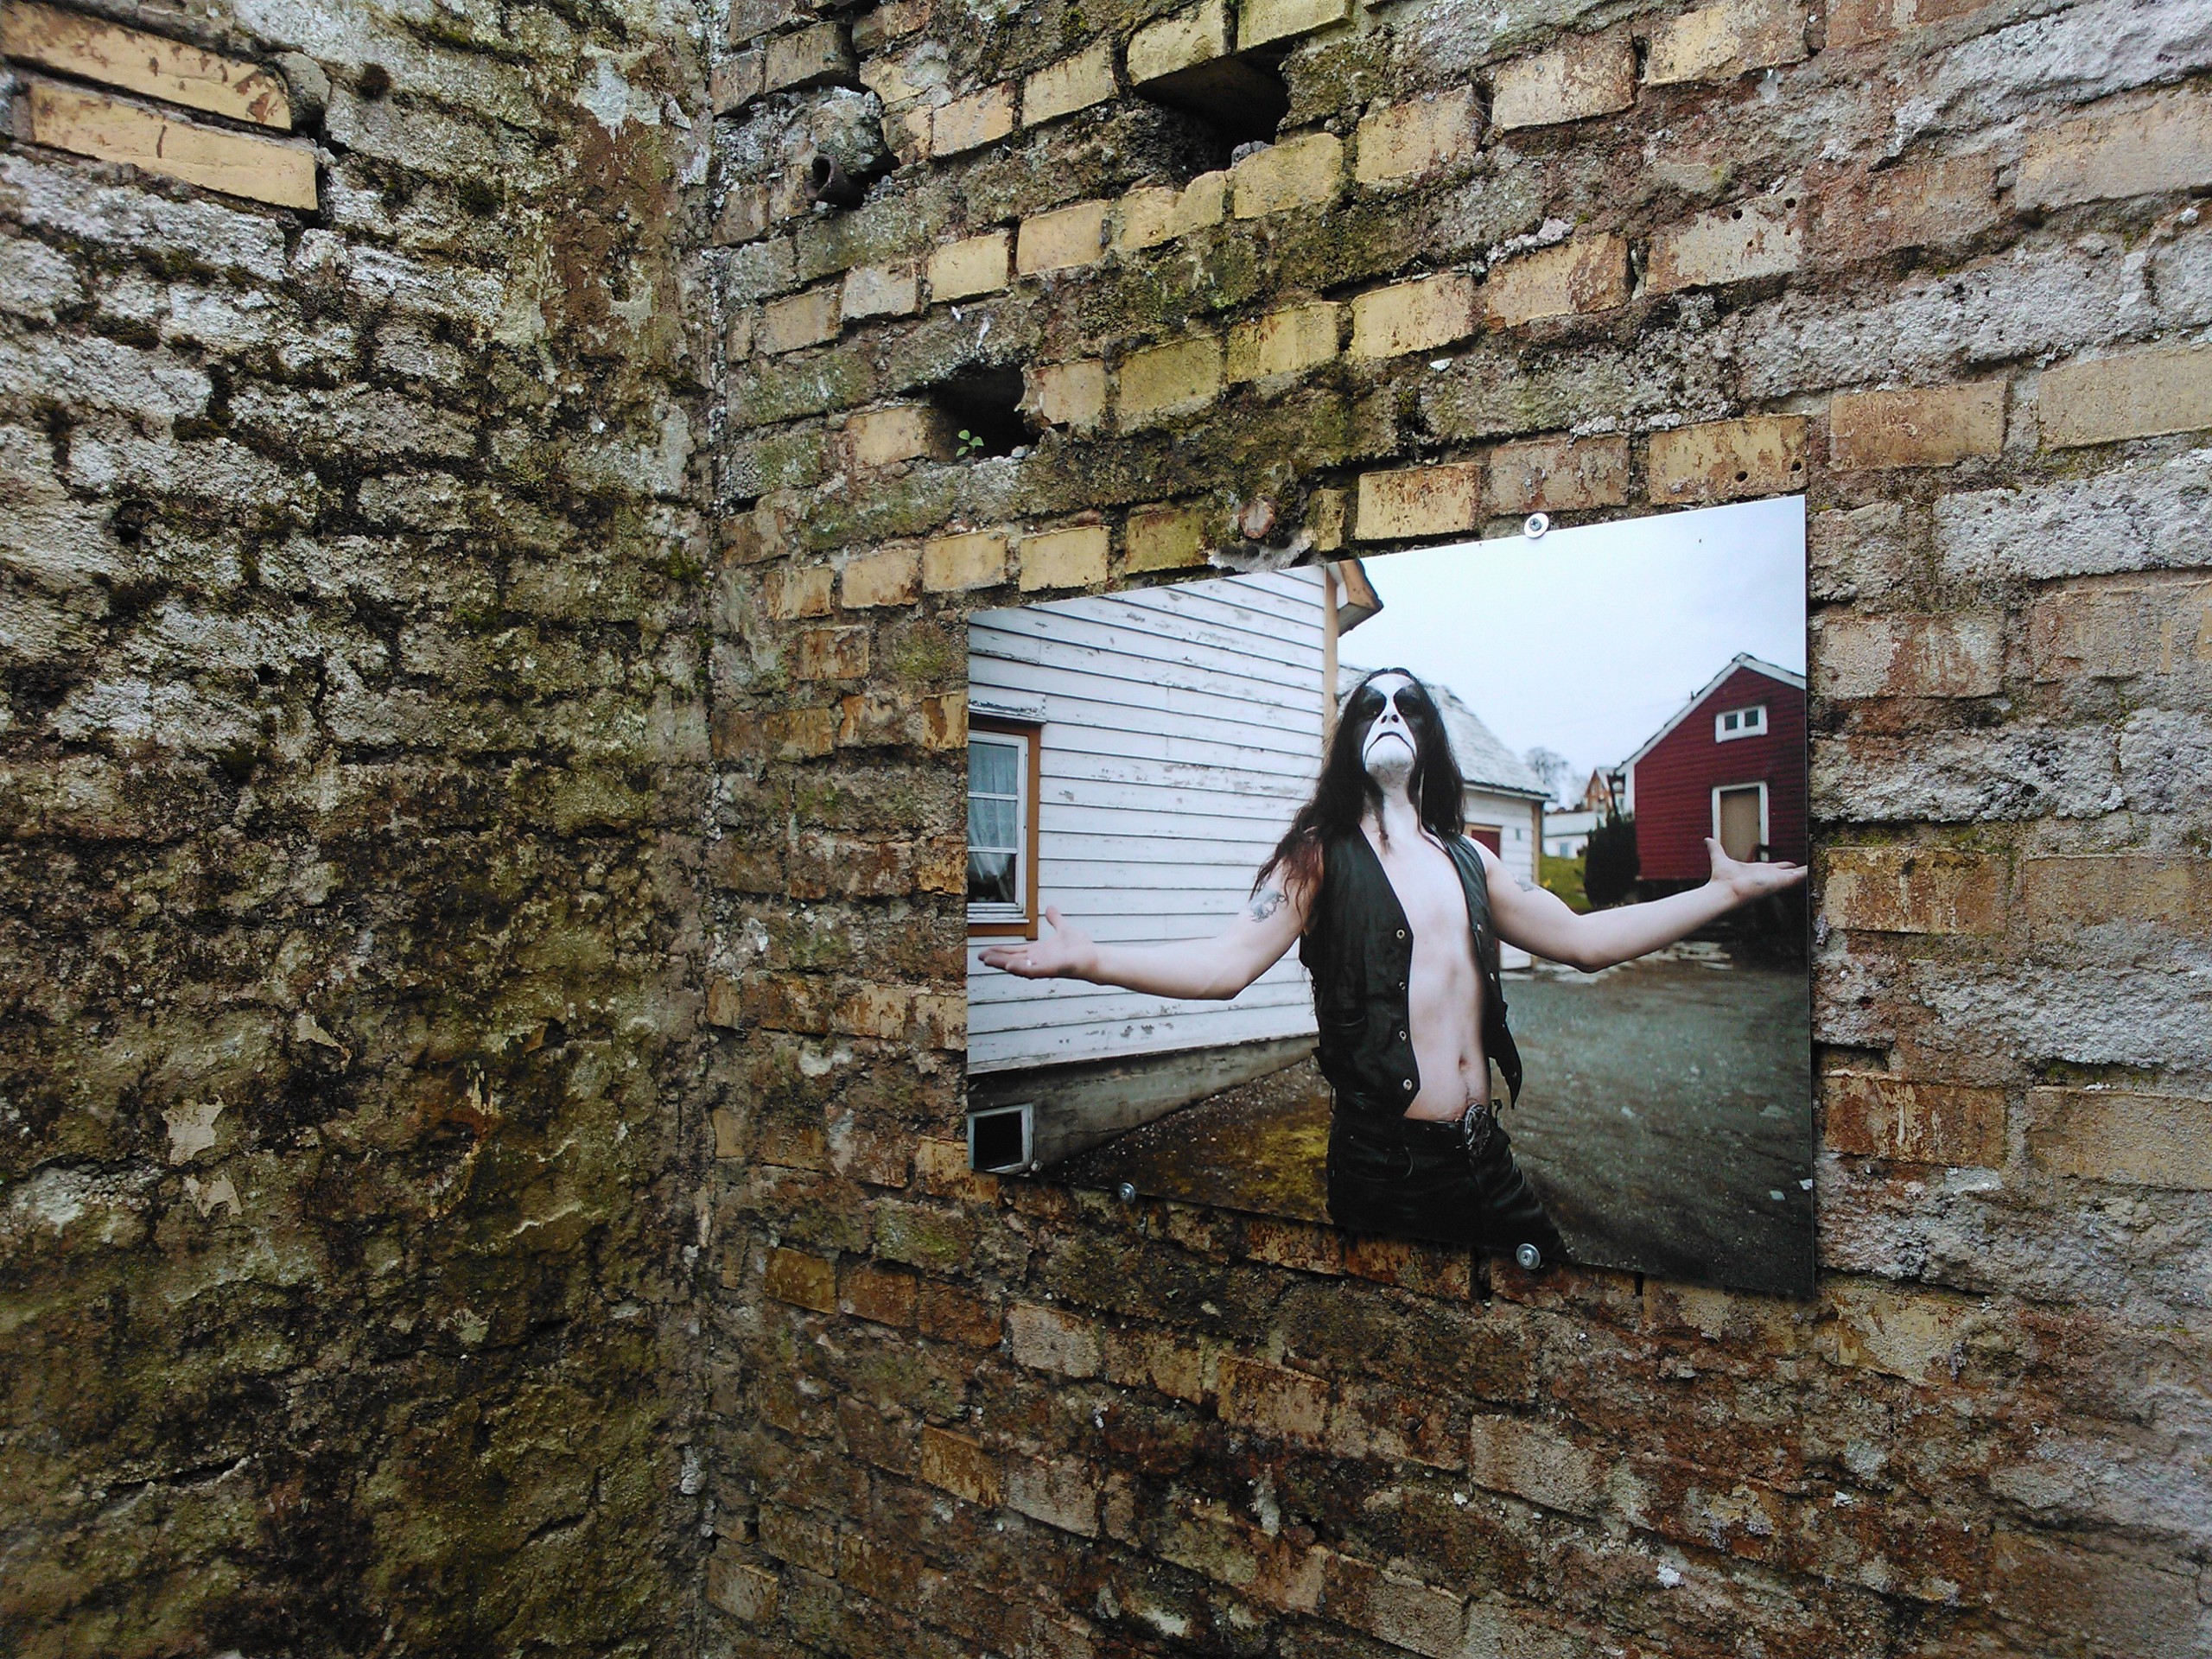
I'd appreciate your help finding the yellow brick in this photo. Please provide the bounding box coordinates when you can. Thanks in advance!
[707,1552,779,1623]
[1218,1356,1330,1440]
[933,82,1016,154]
[921,529,1009,591]
[1824,1281,1993,1382]
[1491,34,1637,130]
[1824,1072,2007,1166]
[1030,359,1108,428]
[2026,576,2212,682]
[1022,41,1116,125]
[763,1246,838,1311]
[1125,502,1209,571]
[1019,524,1110,590]
[919,1426,1004,1505]
[794,626,869,680]
[840,546,921,608]
[1821,847,2005,935]
[1644,0,1808,83]
[926,231,1011,302]
[714,48,765,111]
[2018,90,2212,210]
[1486,435,1630,512]
[1817,155,2000,260]
[1116,334,1224,423]
[891,105,932,163]
[1350,273,1476,359]
[1240,0,1350,49]
[1355,463,1484,540]
[1355,88,1479,185]
[765,22,853,91]
[2039,344,2212,448]
[2024,1088,2212,1189]
[1016,200,1109,276]
[1116,172,1228,250]
[717,184,772,247]
[1829,382,2005,471]
[3,1,289,127]
[2020,854,2212,938]
[1815,611,2003,698]
[1128,0,1231,84]
[1645,195,1803,294]
[1311,490,1347,552]
[1230,131,1343,218]
[1645,415,1808,504]
[842,261,919,319]
[1482,235,1629,326]
[766,563,836,619]
[847,404,956,467]
[19,81,315,209]
[760,284,842,353]
[1227,302,1341,381]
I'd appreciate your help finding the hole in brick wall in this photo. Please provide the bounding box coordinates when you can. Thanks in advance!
[1133,47,1291,177]
[928,366,1033,459]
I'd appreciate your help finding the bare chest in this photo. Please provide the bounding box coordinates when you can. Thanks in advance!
[1369,834,1473,960]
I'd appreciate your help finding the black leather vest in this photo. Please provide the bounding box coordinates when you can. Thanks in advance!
[1299,830,1524,1113]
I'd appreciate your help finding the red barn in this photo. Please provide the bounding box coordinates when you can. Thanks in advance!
[1619,653,1808,885]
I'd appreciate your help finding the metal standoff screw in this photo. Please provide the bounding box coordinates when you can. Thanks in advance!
[1515,1242,1543,1271]
[1523,512,1550,540]
[1116,1182,1139,1204]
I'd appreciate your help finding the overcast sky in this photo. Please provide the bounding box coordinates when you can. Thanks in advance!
[1342,497,1807,795]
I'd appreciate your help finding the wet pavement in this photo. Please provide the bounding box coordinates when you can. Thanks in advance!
[1054,944,1815,1297]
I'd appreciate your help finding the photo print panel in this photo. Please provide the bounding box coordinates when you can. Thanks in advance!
[964,498,1814,1297]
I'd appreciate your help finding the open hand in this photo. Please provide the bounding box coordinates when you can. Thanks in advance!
[977,906,1096,979]
[1707,837,1808,906]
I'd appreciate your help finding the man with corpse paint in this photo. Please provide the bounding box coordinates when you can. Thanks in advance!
[980,667,1808,1268]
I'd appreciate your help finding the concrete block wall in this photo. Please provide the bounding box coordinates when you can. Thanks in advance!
[1,0,715,1650]
[702,0,2212,1654]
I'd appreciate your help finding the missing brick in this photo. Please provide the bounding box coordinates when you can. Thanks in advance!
[928,367,1033,459]
[1132,45,1289,178]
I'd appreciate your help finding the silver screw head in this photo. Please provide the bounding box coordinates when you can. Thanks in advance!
[1523,512,1551,540]
[1515,1242,1543,1270]
[1116,1182,1139,1204]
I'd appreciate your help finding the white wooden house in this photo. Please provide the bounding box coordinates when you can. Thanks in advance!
[965,565,1369,1166]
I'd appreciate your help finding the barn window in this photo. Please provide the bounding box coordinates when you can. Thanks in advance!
[1715,703,1767,742]
[968,718,1040,938]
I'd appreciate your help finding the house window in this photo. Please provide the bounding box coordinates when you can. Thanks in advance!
[968,719,1039,938]
[1715,703,1768,743]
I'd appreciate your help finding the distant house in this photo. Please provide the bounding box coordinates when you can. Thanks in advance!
[1618,652,1808,885]
[964,563,1381,1167]
[1338,664,1548,970]
[1541,809,1599,859]
[1573,769,1617,814]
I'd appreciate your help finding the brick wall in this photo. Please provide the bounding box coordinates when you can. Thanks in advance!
[1,0,713,1651]
[702,0,2212,1654]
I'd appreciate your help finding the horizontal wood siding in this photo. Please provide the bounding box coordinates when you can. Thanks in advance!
[1629,665,1808,880]
[968,570,1327,1072]
[1464,785,1540,969]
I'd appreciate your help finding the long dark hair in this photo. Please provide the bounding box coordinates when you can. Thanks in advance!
[1256,667,1465,901]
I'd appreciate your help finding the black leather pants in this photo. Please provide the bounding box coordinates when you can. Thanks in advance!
[1325,1100,1566,1268]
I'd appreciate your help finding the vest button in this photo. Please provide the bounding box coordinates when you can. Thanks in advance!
[1396,1029,1408,1043]
[1401,1078,1414,1091]
[1395,928,1407,941]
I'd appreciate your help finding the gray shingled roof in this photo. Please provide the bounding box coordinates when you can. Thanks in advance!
[1338,664,1548,799]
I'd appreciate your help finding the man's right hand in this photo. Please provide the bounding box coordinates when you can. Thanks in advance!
[978,906,1097,980]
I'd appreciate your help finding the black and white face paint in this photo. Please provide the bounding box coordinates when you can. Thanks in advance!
[1352,673,1424,792]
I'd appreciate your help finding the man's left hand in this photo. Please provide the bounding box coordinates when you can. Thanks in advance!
[1706,837,1808,905]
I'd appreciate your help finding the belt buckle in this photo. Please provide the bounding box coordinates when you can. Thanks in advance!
[1458,1101,1493,1160]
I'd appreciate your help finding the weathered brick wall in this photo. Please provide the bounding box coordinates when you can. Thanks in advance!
[2,0,714,1650]
[703,0,2212,1653]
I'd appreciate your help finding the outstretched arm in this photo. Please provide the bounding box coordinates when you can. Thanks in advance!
[977,877,1310,1001]
[1485,838,1806,971]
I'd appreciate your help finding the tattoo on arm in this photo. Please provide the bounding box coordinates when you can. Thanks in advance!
[1247,888,1286,922]
[1515,875,1537,893]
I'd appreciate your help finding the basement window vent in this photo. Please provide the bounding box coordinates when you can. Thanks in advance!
[928,366,1033,459]
[1131,47,1290,178]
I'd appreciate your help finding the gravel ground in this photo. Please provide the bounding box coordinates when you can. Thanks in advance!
[1055,944,1815,1297]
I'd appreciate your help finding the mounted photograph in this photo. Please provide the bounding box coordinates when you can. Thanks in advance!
[963,498,1814,1297]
